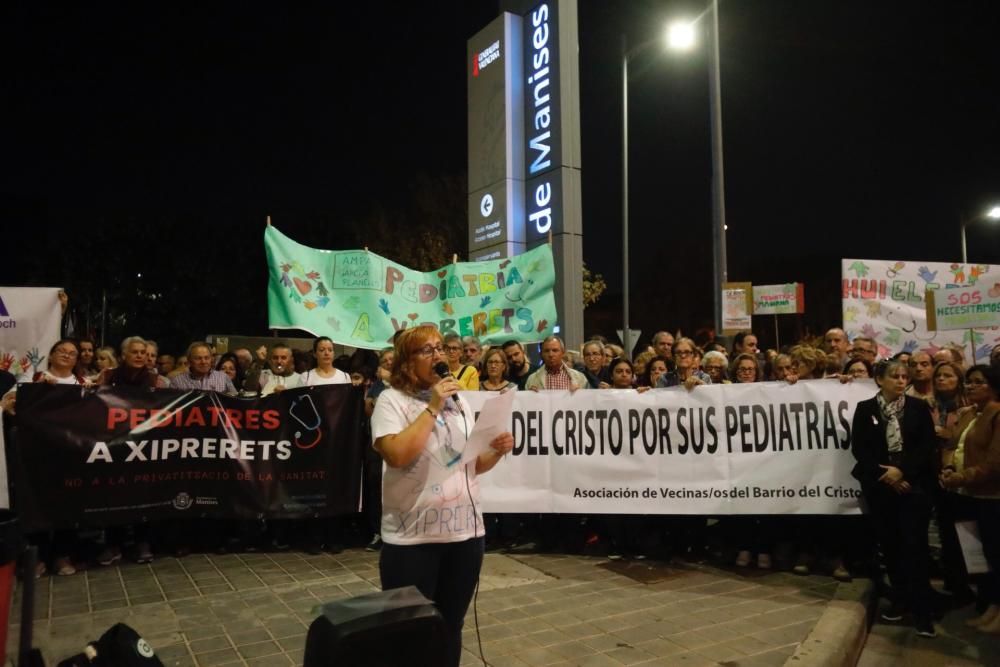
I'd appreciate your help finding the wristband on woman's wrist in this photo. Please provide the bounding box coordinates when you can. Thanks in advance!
[424,407,438,419]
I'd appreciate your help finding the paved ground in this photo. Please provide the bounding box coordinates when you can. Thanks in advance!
[15,546,995,667]
[8,548,846,667]
[858,599,1000,667]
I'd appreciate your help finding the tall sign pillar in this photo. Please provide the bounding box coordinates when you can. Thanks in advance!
[522,0,583,349]
[467,14,524,261]
[468,0,584,349]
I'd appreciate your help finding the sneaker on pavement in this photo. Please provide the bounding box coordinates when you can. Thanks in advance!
[134,542,153,564]
[881,604,905,622]
[365,535,382,552]
[832,564,852,582]
[97,547,121,567]
[792,563,810,576]
[757,553,772,570]
[735,550,752,567]
[915,619,937,638]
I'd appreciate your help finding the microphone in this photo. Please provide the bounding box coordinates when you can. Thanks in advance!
[432,362,465,416]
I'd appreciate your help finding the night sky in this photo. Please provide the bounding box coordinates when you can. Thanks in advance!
[5,1,999,351]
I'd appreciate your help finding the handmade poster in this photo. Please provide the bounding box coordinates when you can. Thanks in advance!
[842,259,999,362]
[926,283,1000,331]
[722,282,753,333]
[0,287,61,381]
[753,283,804,315]
[265,225,558,349]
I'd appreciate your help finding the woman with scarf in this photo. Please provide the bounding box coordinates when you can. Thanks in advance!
[851,359,939,637]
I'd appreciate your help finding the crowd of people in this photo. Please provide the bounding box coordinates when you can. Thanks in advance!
[1,326,999,643]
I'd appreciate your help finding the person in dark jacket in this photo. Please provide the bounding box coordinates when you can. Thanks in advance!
[851,359,939,637]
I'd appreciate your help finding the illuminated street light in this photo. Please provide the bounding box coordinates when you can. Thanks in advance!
[960,204,1000,262]
[666,21,696,51]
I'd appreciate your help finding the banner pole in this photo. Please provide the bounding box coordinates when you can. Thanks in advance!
[774,314,780,350]
[100,289,107,348]
[969,329,976,365]
[266,215,271,227]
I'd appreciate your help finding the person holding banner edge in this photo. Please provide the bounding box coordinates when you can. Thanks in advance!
[372,325,513,667]
[851,359,939,637]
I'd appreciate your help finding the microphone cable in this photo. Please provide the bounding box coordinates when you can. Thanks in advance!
[436,361,491,665]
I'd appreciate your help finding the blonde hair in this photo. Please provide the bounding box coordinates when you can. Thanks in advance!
[96,346,119,369]
[789,344,826,379]
[633,349,656,376]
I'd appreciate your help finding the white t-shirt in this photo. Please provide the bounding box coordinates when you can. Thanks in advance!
[259,369,304,396]
[301,369,351,386]
[371,387,482,546]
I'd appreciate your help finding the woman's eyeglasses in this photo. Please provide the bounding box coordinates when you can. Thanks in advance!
[415,344,445,357]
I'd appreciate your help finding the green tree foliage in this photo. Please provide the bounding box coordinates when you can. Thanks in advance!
[583,263,606,308]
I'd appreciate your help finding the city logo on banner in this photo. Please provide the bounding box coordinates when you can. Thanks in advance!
[0,294,13,329]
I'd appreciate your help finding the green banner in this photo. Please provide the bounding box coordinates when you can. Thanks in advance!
[265,226,559,349]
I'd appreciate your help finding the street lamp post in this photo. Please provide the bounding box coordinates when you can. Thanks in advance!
[706,0,728,338]
[622,34,631,359]
[621,2,727,356]
[669,0,727,338]
[960,205,1000,263]
[621,30,671,359]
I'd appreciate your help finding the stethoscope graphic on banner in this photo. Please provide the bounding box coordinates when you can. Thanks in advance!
[289,394,322,449]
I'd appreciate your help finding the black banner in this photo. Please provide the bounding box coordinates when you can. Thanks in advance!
[10,383,365,531]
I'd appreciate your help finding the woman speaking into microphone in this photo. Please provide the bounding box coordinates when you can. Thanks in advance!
[371,325,514,666]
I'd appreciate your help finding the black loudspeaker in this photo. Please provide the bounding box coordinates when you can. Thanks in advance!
[304,586,446,666]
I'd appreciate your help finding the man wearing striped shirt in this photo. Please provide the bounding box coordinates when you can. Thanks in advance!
[169,342,236,394]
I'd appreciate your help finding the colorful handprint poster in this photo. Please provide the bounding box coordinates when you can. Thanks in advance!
[0,287,61,381]
[841,259,999,363]
[265,226,558,349]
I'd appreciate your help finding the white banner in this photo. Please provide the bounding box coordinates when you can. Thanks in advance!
[462,379,874,515]
[842,259,999,363]
[0,287,62,380]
